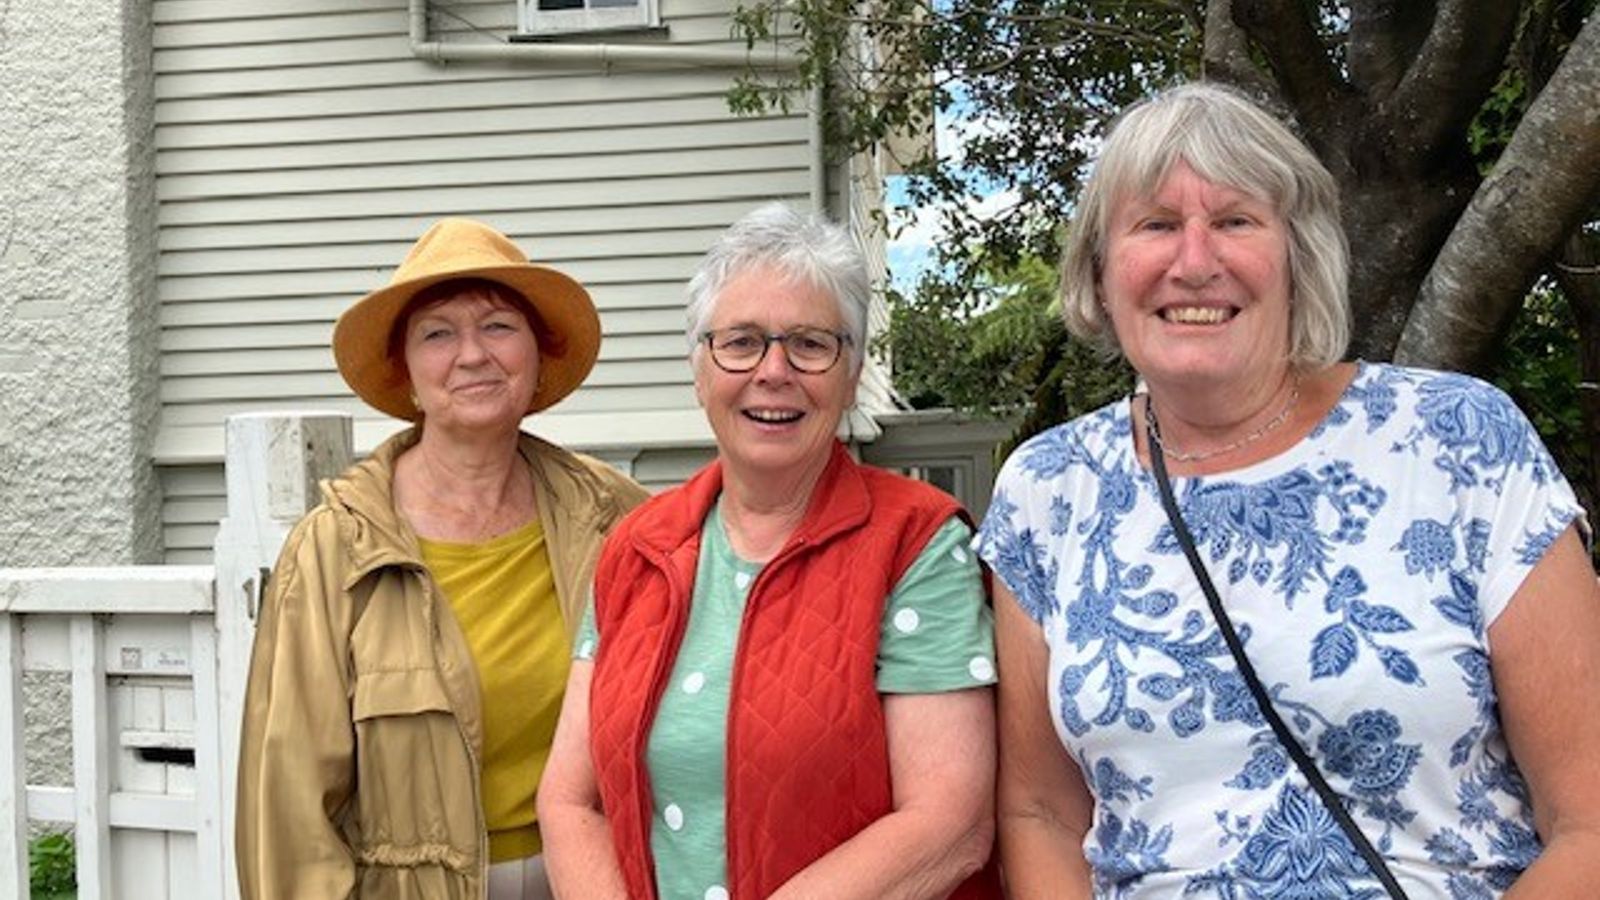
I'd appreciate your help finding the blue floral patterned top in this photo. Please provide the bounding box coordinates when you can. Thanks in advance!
[975,363,1586,898]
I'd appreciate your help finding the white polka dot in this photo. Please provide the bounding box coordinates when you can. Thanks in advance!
[950,546,968,563]
[704,888,729,900]
[663,803,685,831]
[682,671,706,694]
[892,608,921,633]
[734,570,752,590]
[968,655,996,681]
[577,639,594,658]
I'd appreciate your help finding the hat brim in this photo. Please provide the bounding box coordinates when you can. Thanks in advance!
[333,263,600,421]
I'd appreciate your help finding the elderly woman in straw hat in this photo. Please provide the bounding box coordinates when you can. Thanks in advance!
[236,219,648,900]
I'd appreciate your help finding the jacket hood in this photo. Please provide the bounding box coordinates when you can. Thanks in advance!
[319,427,427,582]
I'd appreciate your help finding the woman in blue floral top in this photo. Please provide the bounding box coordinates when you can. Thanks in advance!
[977,82,1600,898]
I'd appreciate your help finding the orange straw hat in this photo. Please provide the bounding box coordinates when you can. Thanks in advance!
[333,218,600,421]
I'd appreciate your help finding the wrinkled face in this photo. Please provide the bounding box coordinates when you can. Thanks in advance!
[402,286,540,434]
[1100,160,1293,393]
[694,264,857,481]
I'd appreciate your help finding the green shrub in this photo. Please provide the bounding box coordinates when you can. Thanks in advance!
[29,830,75,897]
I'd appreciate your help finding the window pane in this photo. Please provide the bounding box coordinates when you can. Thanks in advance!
[537,0,584,10]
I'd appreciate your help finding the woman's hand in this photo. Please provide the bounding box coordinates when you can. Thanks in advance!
[994,580,1095,899]
[766,687,996,900]
[1489,524,1600,896]
[537,660,629,900]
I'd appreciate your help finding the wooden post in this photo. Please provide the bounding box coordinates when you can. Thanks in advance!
[71,615,111,900]
[190,616,224,900]
[0,614,27,899]
[211,413,351,900]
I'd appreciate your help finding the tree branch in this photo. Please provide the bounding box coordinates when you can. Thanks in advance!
[1229,0,1345,137]
[1200,0,1275,97]
[1346,0,1433,97]
[1395,12,1600,372]
[1382,0,1519,163]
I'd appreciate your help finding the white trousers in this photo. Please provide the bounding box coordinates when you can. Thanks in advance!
[487,854,555,900]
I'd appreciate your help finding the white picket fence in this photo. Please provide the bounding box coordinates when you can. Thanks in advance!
[0,413,354,900]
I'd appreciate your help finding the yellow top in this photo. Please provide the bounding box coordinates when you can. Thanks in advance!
[419,519,568,862]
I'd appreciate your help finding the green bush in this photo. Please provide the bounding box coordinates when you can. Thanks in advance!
[29,830,75,898]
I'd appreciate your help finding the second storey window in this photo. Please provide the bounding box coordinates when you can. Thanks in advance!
[518,0,658,35]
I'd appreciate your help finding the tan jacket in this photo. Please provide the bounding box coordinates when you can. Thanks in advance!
[235,428,648,900]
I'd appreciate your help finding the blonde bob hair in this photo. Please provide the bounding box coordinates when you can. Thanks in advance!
[1059,82,1350,368]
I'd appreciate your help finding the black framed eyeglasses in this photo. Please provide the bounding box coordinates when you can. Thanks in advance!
[701,326,852,374]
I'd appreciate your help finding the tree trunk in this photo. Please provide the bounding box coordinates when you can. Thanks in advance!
[1395,12,1600,372]
[1341,166,1477,361]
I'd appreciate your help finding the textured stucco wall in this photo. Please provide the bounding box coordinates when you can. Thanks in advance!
[0,0,161,787]
[0,0,161,567]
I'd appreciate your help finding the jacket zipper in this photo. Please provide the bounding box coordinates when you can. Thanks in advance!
[418,568,490,899]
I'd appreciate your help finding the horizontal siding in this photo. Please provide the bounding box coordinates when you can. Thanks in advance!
[157,226,731,275]
[631,446,715,492]
[161,286,696,326]
[158,146,811,200]
[159,116,805,173]
[159,254,704,300]
[157,172,809,226]
[146,0,832,562]
[156,197,766,249]
[159,464,226,564]
[153,0,735,39]
[157,444,711,564]
[161,315,688,353]
[156,94,767,151]
[162,381,695,418]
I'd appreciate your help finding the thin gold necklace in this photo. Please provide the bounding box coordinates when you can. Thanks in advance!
[1146,374,1301,463]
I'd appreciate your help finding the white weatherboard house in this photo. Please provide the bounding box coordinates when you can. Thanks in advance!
[1,0,1003,569]
[0,0,1006,896]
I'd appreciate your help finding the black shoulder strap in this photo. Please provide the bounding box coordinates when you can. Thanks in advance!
[1144,404,1410,900]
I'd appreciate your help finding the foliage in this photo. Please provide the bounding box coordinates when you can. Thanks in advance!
[887,252,1059,411]
[731,0,1600,522]
[886,249,1132,452]
[29,831,74,897]
[1494,285,1587,455]
[1493,282,1599,532]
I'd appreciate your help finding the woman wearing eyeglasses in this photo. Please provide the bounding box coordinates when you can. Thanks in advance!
[537,203,1003,900]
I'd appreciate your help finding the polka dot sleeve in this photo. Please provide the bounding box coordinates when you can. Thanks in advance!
[875,516,997,693]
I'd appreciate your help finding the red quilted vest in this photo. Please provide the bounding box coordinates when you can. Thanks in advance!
[589,442,1001,899]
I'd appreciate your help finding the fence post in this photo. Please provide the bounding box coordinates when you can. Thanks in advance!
[70,616,111,900]
[211,413,351,900]
[0,615,26,899]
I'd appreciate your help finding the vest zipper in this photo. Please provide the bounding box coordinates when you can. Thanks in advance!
[723,536,810,896]
[632,543,694,900]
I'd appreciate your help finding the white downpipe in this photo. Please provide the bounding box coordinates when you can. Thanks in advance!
[809,82,827,211]
[409,0,801,70]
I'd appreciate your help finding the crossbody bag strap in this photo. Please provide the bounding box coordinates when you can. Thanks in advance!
[1144,403,1410,900]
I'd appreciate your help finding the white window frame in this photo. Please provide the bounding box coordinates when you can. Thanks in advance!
[517,0,659,35]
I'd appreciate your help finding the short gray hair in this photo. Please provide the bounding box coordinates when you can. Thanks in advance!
[1059,81,1350,368]
[685,202,870,373]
